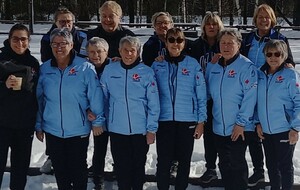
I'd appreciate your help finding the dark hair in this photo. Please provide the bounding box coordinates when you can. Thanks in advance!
[8,24,30,39]
[166,27,185,40]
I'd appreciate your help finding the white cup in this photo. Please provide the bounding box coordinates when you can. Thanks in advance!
[12,77,22,90]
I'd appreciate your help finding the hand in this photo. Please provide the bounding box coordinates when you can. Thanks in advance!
[111,57,121,62]
[289,129,299,145]
[231,124,245,141]
[146,132,156,145]
[92,126,104,136]
[285,63,294,68]
[211,53,222,64]
[155,55,165,62]
[5,75,18,89]
[35,131,44,142]
[256,124,264,140]
[193,122,204,139]
[87,109,96,121]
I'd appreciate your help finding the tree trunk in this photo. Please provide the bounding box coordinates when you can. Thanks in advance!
[128,0,135,23]
[294,0,300,27]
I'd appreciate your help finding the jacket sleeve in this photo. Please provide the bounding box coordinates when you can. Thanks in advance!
[40,35,52,63]
[195,63,207,123]
[288,70,300,131]
[142,40,157,67]
[145,70,160,133]
[85,63,105,127]
[236,64,258,127]
[35,67,44,132]
[284,38,295,66]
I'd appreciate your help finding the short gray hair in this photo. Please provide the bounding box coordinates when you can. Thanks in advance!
[218,28,242,46]
[263,39,288,61]
[86,37,109,52]
[50,28,73,43]
[119,36,141,54]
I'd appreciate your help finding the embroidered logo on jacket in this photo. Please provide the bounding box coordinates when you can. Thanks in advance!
[228,69,236,78]
[245,79,249,84]
[68,68,77,76]
[132,73,141,82]
[182,68,190,75]
[275,75,284,83]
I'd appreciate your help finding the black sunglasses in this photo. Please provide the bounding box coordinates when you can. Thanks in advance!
[266,52,281,58]
[167,37,184,44]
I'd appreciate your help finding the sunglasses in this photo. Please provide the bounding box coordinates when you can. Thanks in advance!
[266,52,281,58]
[167,37,184,44]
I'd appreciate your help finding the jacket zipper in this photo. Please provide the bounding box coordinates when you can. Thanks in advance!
[125,69,132,133]
[221,67,226,135]
[59,69,65,137]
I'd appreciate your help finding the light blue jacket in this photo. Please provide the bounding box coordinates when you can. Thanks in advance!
[151,55,207,123]
[206,54,258,136]
[257,64,300,134]
[35,54,105,138]
[100,60,160,135]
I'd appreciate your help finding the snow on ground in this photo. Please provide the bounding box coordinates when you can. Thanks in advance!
[0,24,300,189]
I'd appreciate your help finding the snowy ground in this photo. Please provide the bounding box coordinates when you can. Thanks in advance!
[0,24,300,189]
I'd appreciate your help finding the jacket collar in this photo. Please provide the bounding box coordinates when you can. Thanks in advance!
[165,51,185,65]
[50,49,76,67]
[260,61,285,74]
[120,57,141,70]
[219,53,240,67]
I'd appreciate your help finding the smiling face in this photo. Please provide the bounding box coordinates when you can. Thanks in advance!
[219,34,240,61]
[166,34,185,57]
[265,48,284,70]
[87,44,108,66]
[153,15,173,37]
[100,7,121,33]
[55,13,74,31]
[9,30,29,55]
[256,9,272,35]
[51,36,73,60]
[119,41,139,65]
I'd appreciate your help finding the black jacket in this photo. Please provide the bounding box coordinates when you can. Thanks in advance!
[87,25,135,58]
[40,24,87,62]
[0,40,40,131]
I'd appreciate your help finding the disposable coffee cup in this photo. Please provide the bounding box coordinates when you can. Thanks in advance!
[13,77,22,90]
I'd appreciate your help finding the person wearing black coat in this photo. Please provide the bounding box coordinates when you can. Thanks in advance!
[87,1,135,59]
[0,24,40,190]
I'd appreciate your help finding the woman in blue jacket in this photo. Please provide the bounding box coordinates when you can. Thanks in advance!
[206,28,257,190]
[100,36,160,190]
[152,28,207,190]
[35,28,105,190]
[256,40,300,190]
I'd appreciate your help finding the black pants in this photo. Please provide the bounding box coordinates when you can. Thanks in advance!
[263,131,295,190]
[45,133,89,190]
[203,100,217,170]
[245,131,264,174]
[0,127,33,190]
[156,122,195,190]
[110,132,149,190]
[214,134,248,190]
[92,131,109,183]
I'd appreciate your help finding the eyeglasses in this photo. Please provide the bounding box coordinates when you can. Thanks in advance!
[266,52,281,58]
[167,37,184,44]
[51,41,69,48]
[11,36,28,43]
[155,21,171,26]
[58,20,73,25]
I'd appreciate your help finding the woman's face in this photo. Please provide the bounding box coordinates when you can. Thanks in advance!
[87,44,108,66]
[153,15,172,37]
[51,36,73,60]
[100,7,121,33]
[204,20,219,39]
[265,48,284,69]
[166,34,185,57]
[55,13,74,32]
[9,30,29,55]
[219,34,240,61]
[119,42,139,65]
[256,9,272,32]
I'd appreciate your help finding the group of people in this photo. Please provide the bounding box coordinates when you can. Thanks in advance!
[0,1,299,190]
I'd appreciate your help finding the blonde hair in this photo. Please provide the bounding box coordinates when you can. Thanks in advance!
[253,4,277,28]
[151,12,174,27]
[201,12,224,39]
[99,1,122,17]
